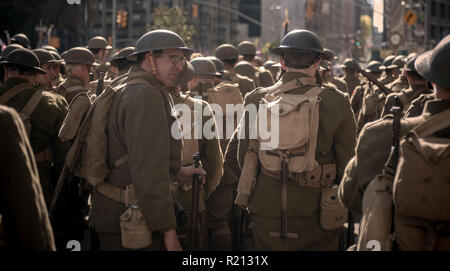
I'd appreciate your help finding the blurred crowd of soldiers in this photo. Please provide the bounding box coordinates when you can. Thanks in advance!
[0,28,448,251]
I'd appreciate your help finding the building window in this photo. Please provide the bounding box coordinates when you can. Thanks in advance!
[133,13,141,22]
[440,3,446,19]
[430,25,436,40]
[448,4,450,20]
[431,1,436,17]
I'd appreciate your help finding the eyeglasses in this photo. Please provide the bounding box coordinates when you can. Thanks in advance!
[164,54,186,66]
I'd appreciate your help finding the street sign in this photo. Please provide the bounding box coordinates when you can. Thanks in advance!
[403,10,418,26]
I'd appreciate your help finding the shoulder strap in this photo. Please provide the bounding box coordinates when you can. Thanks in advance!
[124,78,151,87]
[397,92,409,108]
[0,82,31,104]
[270,79,300,96]
[21,90,43,117]
[304,86,324,97]
[65,85,86,93]
[412,108,450,137]
[112,78,151,92]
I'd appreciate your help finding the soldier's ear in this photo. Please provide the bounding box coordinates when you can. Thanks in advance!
[313,56,322,70]
[279,57,286,70]
[33,73,39,86]
[4,66,8,82]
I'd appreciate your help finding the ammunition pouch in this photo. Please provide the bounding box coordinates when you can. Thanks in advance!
[261,163,336,189]
[319,185,347,230]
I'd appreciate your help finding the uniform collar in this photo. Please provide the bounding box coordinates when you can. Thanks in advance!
[344,74,359,81]
[422,99,450,116]
[5,77,31,86]
[126,65,169,91]
[410,84,430,93]
[281,72,317,86]
[65,74,86,86]
[1,77,32,94]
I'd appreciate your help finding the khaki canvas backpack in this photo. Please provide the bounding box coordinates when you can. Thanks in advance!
[177,95,200,167]
[357,173,395,251]
[393,108,450,221]
[257,85,323,174]
[207,83,243,117]
[61,78,149,187]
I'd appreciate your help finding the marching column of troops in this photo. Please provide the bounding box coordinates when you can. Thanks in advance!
[0,28,448,251]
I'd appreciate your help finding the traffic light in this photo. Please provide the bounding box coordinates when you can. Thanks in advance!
[306,0,315,20]
[116,10,122,26]
[121,10,128,28]
[116,10,128,28]
[192,4,198,18]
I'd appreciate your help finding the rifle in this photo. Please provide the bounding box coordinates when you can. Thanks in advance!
[384,106,402,251]
[50,165,85,250]
[358,68,392,96]
[4,31,10,45]
[172,182,188,228]
[346,211,355,248]
[269,159,298,239]
[96,72,105,96]
[276,11,290,82]
[189,153,202,250]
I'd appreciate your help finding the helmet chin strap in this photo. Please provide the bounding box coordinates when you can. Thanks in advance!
[148,53,157,76]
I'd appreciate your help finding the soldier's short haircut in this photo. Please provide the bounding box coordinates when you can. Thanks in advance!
[89,48,102,56]
[197,75,215,81]
[5,64,37,76]
[282,50,321,69]
[222,59,238,65]
[242,54,255,61]
[115,58,133,72]
[344,67,358,73]
[371,71,383,77]
[136,50,163,66]
[406,71,425,82]
[65,63,85,74]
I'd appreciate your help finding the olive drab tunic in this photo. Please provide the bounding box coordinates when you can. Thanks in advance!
[0,78,70,208]
[221,70,255,98]
[93,59,110,81]
[350,83,366,117]
[256,69,275,88]
[0,105,56,251]
[90,66,181,247]
[387,75,409,92]
[356,83,386,132]
[404,93,435,119]
[381,85,433,118]
[343,74,361,96]
[169,91,224,215]
[232,72,356,250]
[339,99,450,250]
[327,76,349,95]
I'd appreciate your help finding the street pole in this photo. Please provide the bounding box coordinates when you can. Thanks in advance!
[84,0,88,43]
[102,0,106,36]
[128,0,133,42]
[112,0,116,50]
[146,0,152,31]
[424,2,428,50]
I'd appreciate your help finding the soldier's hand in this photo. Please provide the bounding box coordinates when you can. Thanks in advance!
[163,229,183,251]
[177,166,207,185]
